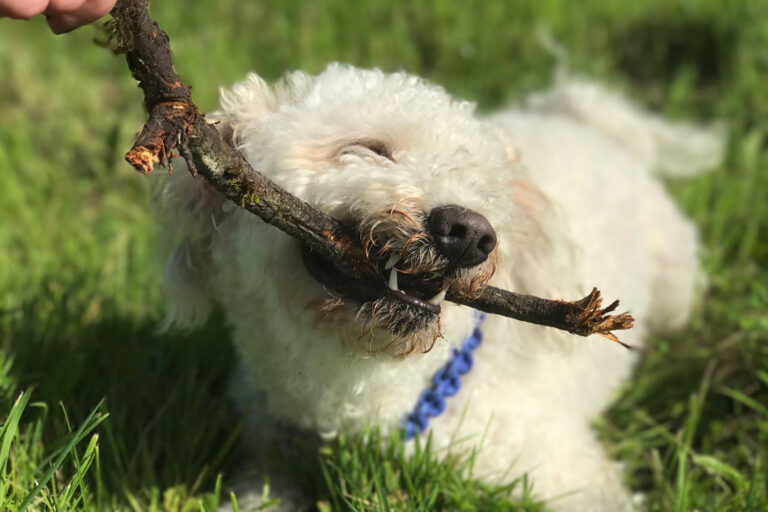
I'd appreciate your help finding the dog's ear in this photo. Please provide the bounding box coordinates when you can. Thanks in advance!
[154,73,279,330]
[154,169,226,330]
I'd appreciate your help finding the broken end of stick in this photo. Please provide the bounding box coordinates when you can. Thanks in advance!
[125,102,199,176]
[573,288,635,349]
[125,145,159,175]
[593,312,635,349]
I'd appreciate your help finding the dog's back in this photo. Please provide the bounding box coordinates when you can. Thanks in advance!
[495,79,722,334]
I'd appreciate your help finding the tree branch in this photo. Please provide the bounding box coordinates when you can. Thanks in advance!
[108,0,634,347]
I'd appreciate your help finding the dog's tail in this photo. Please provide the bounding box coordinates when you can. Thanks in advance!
[524,79,725,177]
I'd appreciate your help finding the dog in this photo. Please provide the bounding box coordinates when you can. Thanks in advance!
[154,64,722,511]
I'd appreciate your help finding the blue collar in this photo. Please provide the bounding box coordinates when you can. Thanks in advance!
[402,311,486,440]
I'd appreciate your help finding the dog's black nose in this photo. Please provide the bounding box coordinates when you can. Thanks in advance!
[427,206,497,268]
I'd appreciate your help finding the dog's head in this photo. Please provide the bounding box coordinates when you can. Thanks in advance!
[157,65,554,356]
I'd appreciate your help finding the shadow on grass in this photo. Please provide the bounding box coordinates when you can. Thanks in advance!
[0,289,241,500]
[614,14,735,88]
[610,6,738,117]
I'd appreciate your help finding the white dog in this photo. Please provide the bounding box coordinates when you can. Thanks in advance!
[155,64,722,511]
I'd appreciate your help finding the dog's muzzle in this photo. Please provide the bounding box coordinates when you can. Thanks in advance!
[301,205,497,335]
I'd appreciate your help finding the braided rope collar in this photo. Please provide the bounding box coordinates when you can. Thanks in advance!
[402,310,486,440]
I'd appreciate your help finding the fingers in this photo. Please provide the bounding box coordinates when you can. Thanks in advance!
[0,0,84,19]
[0,0,115,32]
[47,0,116,33]
[0,0,50,19]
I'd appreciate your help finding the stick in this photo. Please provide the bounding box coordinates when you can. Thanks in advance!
[108,0,634,346]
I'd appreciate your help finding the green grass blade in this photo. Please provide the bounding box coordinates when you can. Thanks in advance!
[18,401,108,512]
[0,391,32,509]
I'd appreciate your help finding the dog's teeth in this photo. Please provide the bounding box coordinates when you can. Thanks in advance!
[388,268,399,291]
[384,253,400,270]
[427,286,449,306]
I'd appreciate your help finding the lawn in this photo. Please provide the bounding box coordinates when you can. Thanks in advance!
[0,0,766,510]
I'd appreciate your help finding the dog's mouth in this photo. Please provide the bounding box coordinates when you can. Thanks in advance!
[301,245,447,318]
[299,210,496,349]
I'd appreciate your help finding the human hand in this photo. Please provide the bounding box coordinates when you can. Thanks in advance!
[0,0,116,33]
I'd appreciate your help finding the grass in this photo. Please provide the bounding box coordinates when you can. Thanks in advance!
[0,0,766,510]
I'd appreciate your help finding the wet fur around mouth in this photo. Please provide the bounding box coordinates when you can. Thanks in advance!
[300,226,496,354]
[298,206,458,338]
[300,244,444,334]
[298,205,502,359]
[299,204,501,347]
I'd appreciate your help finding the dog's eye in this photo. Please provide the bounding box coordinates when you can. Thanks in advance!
[339,140,395,162]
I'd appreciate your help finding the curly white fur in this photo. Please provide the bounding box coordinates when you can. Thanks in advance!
[155,64,721,511]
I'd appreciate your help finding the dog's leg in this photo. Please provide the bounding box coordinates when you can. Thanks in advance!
[521,424,636,512]
[465,409,636,512]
